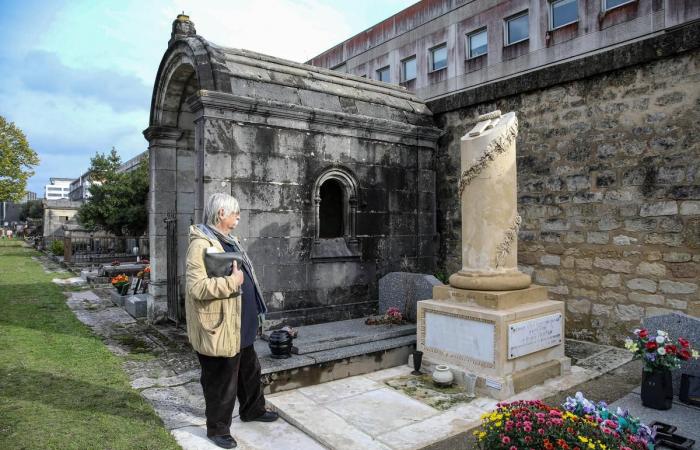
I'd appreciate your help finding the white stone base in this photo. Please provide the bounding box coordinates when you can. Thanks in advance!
[417,286,569,400]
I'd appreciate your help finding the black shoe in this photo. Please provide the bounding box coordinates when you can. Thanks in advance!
[209,434,237,449]
[241,410,279,422]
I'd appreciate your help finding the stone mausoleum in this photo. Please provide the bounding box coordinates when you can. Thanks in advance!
[144,15,441,325]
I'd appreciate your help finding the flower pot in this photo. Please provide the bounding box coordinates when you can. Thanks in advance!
[432,365,454,387]
[641,369,673,410]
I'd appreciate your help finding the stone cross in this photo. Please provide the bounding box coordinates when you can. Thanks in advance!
[449,110,531,291]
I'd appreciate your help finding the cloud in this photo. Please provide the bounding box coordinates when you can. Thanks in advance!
[20,50,151,113]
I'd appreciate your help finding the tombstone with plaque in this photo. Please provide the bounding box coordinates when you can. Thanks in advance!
[416,111,569,400]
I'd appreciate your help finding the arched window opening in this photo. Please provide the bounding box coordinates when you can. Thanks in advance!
[311,167,361,261]
[319,179,344,238]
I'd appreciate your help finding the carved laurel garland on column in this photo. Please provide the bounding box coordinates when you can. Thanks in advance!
[458,117,519,197]
[495,214,522,268]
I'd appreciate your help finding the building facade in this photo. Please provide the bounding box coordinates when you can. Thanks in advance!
[44,177,73,200]
[69,173,92,201]
[308,0,699,101]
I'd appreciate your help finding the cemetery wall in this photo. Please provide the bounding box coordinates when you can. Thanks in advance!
[430,28,700,344]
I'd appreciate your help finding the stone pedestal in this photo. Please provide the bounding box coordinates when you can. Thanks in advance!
[417,111,568,400]
[417,285,569,400]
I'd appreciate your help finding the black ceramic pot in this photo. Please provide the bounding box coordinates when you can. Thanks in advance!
[268,330,293,359]
[641,369,673,410]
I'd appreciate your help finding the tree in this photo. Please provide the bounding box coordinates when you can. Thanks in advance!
[0,115,39,202]
[77,150,149,236]
[19,200,44,221]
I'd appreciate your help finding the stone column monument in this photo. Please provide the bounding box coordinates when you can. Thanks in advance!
[416,111,569,400]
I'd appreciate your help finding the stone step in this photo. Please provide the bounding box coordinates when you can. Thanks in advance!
[262,318,416,355]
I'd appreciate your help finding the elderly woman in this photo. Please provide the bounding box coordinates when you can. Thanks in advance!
[186,193,278,449]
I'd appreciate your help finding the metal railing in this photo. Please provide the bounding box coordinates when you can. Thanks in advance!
[61,236,149,264]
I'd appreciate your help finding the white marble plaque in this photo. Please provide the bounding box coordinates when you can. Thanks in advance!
[507,313,562,359]
[425,312,495,364]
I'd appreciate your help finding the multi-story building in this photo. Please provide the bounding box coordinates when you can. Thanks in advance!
[68,150,147,201]
[44,177,73,200]
[21,191,38,203]
[118,150,147,173]
[308,0,698,101]
[68,172,93,201]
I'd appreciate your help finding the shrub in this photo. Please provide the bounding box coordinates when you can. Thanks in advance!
[50,240,64,256]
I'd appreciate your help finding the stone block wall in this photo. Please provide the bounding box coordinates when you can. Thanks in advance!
[433,48,699,344]
[200,117,437,327]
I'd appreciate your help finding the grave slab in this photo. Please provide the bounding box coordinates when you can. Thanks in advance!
[268,390,392,450]
[262,317,415,355]
[611,392,700,447]
[324,388,438,437]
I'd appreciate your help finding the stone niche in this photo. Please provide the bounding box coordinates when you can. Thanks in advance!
[144,15,441,324]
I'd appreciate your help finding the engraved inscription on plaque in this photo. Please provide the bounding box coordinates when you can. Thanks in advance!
[507,313,562,359]
[425,312,495,364]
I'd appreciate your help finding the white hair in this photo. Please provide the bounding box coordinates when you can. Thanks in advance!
[203,193,240,226]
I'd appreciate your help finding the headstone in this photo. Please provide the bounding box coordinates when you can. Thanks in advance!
[126,294,148,318]
[643,313,700,396]
[379,272,443,321]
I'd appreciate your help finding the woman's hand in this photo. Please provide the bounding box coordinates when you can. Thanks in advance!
[231,261,244,288]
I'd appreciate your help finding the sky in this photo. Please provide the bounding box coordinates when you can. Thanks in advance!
[0,0,417,197]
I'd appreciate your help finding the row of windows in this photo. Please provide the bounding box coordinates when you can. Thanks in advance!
[370,0,635,83]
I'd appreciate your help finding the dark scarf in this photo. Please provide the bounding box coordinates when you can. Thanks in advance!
[197,224,268,317]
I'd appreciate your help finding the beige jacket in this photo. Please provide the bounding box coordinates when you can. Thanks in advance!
[185,224,242,357]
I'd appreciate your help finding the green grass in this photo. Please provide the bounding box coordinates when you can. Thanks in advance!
[0,241,180,450]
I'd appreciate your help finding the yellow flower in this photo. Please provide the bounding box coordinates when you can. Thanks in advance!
[578,436,589,443]
[478,432,486,440]
[588,444,595,449]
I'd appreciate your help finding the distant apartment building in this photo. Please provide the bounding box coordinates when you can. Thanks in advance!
[307,0,699,101]
[68,172,93,201]
[21,191,38,203]
[118,151,147,173]
[44,177,73,200]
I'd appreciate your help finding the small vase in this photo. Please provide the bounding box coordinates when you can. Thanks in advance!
[641,369,673,410]
[412,350,423,375]
[432,365,454,387]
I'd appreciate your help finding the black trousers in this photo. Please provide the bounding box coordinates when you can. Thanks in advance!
[197,345,267,437]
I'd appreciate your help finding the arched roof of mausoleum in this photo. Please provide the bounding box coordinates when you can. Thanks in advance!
[149,14,436,131]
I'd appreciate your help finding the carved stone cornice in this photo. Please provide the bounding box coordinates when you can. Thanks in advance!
[187,90,442,146]
[143,126,183,142]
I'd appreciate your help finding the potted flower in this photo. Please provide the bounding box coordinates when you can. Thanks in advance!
[111,274,130,296]
[625,328,699,410]
[474,398,654,450]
